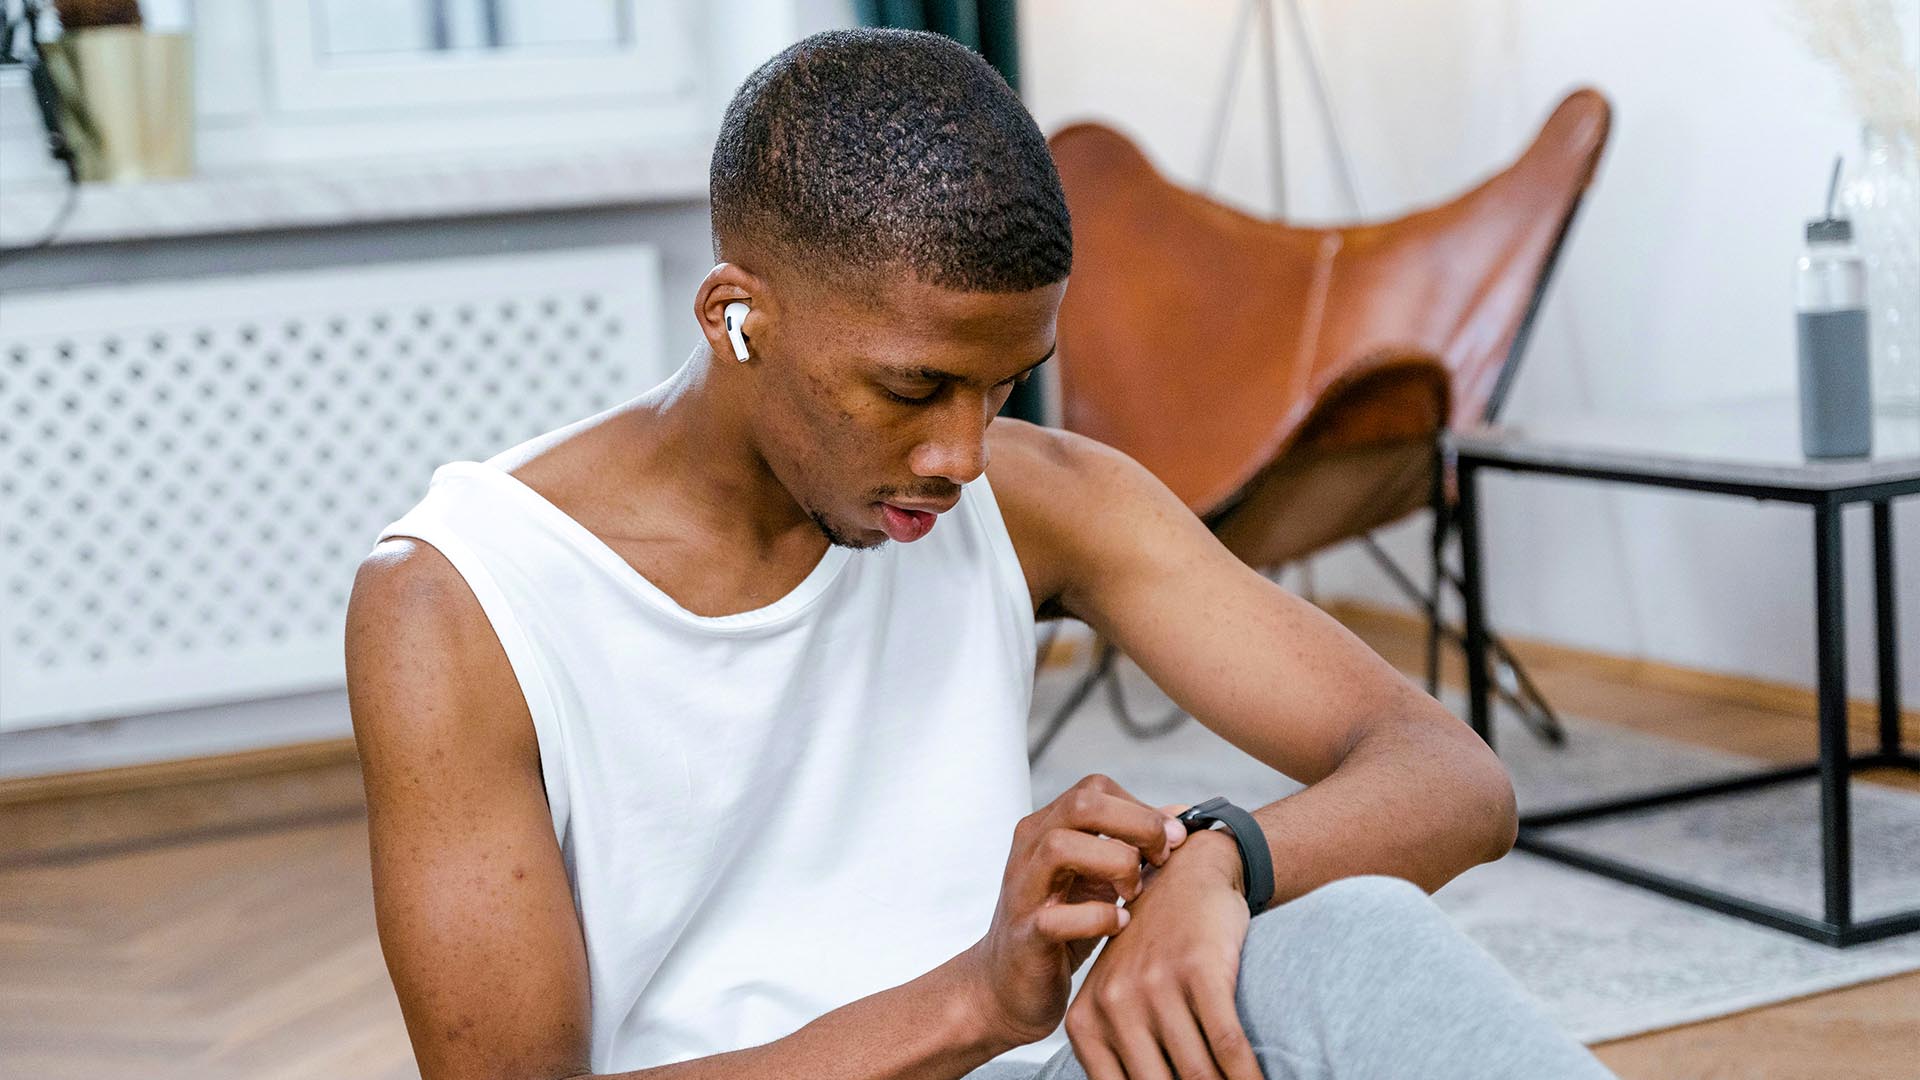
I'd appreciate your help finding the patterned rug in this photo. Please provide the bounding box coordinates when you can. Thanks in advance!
[1027,656,1920,1045]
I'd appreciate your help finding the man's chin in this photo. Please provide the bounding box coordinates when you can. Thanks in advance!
[809,507,888,551]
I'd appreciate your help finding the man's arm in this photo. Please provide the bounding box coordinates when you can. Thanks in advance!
[347,542,1024,1080]
[988,420,1517,905]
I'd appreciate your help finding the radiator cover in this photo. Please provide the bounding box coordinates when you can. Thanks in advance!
[0,245,666,731]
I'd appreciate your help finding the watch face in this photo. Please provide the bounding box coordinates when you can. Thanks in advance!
[1179,796,1229,824]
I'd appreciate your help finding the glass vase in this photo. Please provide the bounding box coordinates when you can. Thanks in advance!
[1841,125,1920,414]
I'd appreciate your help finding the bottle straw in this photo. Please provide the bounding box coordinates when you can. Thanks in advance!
[1825,155,1844,219]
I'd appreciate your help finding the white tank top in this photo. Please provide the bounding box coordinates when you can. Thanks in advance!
[374,451,1065,1072]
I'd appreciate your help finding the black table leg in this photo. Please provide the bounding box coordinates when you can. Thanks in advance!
[1814,499,1853,930]
[1458,460,1492,747]
[1426,441,1447,697]
[1874,500,1902,756]
[1466,448,1920,945]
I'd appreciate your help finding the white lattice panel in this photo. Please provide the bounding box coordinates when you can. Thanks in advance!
[0,245,665,731]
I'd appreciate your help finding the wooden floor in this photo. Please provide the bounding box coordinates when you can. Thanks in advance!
[1,606,1916,1079]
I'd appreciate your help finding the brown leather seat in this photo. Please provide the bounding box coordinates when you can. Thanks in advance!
[1048,88,1612,569]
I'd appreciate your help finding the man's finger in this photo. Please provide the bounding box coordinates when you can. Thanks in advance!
[1058,789,1184,867]
[1032,898,1130,944]
[1023,828,1145,910]
[1110,1010,1177,1080]
[1071,1028,1131,1080]
[1151,993,1228,1080]
[1192,976,1264,1080]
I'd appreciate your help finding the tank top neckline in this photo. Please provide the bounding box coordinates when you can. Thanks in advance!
[440,459,855,633]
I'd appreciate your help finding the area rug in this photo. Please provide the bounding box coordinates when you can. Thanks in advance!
[1026,656,1920,1046]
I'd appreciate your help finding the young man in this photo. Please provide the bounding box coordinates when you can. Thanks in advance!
[345,28,1614,1080]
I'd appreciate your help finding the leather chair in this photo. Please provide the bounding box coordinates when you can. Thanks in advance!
[1030,88,1612,762]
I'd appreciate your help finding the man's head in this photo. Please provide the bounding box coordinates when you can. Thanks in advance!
[696,28,1071,550]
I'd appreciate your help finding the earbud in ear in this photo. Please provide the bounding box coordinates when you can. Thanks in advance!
[723,301,751,362]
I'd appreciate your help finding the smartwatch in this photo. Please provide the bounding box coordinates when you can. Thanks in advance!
[1174,796,1275,917]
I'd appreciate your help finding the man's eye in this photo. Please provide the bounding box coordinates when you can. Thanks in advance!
[884,387,938,405]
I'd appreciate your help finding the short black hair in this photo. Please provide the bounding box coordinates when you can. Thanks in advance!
[709,27,1072,293]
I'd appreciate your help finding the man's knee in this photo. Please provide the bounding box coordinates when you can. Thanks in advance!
[1227,877,1439,1052]
[1250,874,1434,942]
[1251,876,1436,926]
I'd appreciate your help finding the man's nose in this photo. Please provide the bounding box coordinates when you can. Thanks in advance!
[909,398,994,486]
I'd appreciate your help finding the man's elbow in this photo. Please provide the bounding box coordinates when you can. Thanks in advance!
[1484,764,1519,862]
[1411,700,1518,867]
[1464,736,1519,863]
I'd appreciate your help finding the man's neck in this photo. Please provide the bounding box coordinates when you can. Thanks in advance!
[616,347,826,560]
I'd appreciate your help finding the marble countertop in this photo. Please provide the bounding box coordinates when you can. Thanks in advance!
[1452,396,1920,490]
[0,139,712,248]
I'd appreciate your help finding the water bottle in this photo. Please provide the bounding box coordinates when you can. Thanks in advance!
[1797,160,1873,459]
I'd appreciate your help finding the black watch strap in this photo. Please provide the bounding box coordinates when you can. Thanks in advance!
[1175,796,1275,916]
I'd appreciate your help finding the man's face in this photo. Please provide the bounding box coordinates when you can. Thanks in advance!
[747,270,1067,550]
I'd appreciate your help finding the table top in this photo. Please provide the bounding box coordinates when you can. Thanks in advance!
[1450,396,1920,495]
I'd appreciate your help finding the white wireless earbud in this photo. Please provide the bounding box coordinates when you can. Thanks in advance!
[723,301,751,362]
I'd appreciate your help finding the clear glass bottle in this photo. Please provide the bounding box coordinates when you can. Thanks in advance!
[1796,216,1872,458]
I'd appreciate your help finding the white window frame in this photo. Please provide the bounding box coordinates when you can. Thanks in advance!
[259,0,697,114]
[186,0,767,170]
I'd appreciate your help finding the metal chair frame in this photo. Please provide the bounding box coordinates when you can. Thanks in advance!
[1027,143,1597,766]
[1027,465,1570,764]
[1027,6,1600,765]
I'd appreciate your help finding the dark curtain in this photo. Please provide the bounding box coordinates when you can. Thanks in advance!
[854,0,1023,92]
[854,0,1047,426]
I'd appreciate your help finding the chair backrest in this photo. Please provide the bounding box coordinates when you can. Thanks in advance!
[1047,88,1611,516]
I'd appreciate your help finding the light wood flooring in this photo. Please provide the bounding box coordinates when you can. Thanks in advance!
[1,605,1915,1078]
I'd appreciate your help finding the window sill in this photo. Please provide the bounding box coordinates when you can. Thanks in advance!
[0,138,712,249]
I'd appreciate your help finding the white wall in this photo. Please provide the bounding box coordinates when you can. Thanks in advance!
[1020,0,1920,702]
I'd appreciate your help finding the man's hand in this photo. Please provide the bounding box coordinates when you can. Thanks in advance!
[1066,813,1265,1080]
[962,776,1190,1051]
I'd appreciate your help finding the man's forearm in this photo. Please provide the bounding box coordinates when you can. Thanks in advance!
[585,948,1024,1080]
[1184,718,1518,908]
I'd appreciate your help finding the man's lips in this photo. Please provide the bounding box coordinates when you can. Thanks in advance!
[878,501,943,542]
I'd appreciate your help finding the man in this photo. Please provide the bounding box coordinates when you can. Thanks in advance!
[345,27,1614,1080]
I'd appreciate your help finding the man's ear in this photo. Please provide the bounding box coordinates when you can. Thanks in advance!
[696,262,768,363]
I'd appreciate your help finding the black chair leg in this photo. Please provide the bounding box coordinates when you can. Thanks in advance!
[1029,635,1117,766]
[1426,447,1447,696]
[1031,629,1203,764]
[1481,613,1567,743]
[1103,646,1193,741]
[1033,509,1570,766]
[1360,529,1568,746]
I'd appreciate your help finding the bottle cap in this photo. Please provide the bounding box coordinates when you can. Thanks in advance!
[1807,217,1853,244]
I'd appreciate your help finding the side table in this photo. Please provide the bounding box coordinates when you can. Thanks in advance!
[1451,399,1920,946]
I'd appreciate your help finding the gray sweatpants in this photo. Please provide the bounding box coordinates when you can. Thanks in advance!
[967,875,1616,1080]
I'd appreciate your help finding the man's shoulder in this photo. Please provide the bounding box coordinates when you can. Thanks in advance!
[346,537,545,789]
[346,537,522,722]
[990,417,1113,488]
[985,416,1158,521]
[350,536,471,635]
[984,418,1168,616]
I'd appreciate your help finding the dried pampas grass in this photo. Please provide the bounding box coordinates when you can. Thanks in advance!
[1786,0,1920,144]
